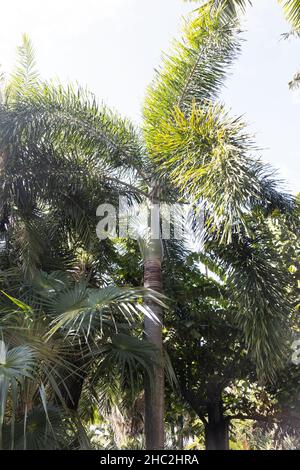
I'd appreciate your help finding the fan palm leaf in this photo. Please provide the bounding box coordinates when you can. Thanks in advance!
[46,284,165,339]
[0,340,36,448]
[91,334,157,396]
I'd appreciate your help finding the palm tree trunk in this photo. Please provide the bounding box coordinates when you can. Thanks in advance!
[143,194,164,450]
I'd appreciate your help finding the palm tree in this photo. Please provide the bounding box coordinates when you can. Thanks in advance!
[0,37,164,448]
[0,4,294,450]
[142,0,294,447]
[0,264,164,449]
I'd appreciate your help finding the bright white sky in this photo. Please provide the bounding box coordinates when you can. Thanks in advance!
[0,0,299,193]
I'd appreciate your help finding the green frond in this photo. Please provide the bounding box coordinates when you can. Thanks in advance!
[12,218,46,279]
[184,0,251,16]
[0,340,36,448]
[1,83,146,177]
[143,2,240,143]
[6,34,39,100]
[212,0,251,15]
[279,0,300,30]
[188,0,300,30]
[213,232,293,382]
[2,405,71,450]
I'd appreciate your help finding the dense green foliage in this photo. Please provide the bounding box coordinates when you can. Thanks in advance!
[0,1,299,450]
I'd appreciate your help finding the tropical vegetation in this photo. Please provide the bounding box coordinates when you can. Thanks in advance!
[0,0,299,450]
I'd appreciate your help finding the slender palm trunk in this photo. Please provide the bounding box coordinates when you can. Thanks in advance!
[143,194,164,450]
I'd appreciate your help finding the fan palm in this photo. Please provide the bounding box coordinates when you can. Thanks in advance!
[0,267,164,449]
[0,341,35,448]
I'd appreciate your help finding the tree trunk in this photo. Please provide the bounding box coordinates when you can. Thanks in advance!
[143,196,164,450]
[58,365,86,449]
[205,419,229,450]
[204,399,229,450]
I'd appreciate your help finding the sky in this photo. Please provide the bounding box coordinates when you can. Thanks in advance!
[0,0,299,193]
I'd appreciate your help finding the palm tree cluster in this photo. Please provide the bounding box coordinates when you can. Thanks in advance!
[0,1,299,450]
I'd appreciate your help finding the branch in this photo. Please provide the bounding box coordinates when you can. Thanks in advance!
[230,413,276,423]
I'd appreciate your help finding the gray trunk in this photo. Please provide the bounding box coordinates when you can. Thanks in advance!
[143,198,164,450]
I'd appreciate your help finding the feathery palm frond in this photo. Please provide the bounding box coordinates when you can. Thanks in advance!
[279,0,300,30]
[92,334,157,396]
[5,34,39,101]
[1,83,146,179]
[147,102,293,243]
[212,232,293,381]
[189,0,300,30]
[143,4,293,245]
[143,3,241,143]
[184,0,251,17]
[0,340,36,448]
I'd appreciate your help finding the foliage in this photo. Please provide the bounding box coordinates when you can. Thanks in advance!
[0,3,298,450]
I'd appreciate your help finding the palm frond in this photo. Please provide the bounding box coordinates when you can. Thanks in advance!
[92,334,157,396]
[6,34,39,101]
[2,405,71,450]
[212,231,293,381]
[0,340,36,448]
[184,0,251,16]
[1,83,146,178]
[46,285,165,339]
[143,2,241,143]
[147,102,293,243]
[142,3,295,246]
[279,0,300,30]
[195,0,300,30]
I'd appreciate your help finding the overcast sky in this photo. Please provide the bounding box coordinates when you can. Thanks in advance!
[0,0,299,193]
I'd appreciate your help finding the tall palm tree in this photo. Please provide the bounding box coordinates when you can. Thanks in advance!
[142,0,294,448]
[0,37,163,448]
